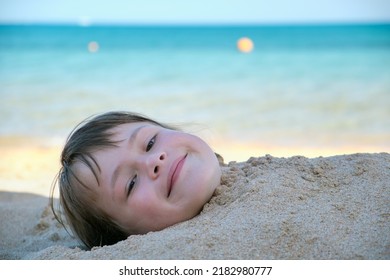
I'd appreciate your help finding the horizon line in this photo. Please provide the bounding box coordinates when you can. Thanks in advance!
[1,19,389,27]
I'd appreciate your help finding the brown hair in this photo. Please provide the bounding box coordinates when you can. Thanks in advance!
[50,111,174,249]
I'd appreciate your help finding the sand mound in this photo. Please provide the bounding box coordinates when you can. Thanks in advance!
[3,153,389,259]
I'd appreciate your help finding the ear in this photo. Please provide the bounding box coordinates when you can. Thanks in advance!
[214,152,226,166]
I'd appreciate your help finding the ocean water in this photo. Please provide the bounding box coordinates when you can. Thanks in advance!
[0,24,389,158]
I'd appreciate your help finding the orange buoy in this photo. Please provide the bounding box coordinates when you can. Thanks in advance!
[237,37,254,53]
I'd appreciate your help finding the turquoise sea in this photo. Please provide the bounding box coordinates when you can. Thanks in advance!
[0,24,389,159]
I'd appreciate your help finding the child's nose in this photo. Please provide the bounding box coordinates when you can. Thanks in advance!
[146,152,166,179]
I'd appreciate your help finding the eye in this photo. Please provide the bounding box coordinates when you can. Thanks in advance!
[146,135,157,152]
[126,175,137,198]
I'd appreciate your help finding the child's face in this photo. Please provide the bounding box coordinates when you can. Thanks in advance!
[78,122,221,234]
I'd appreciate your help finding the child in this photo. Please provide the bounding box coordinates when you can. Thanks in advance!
[51,111,222,249]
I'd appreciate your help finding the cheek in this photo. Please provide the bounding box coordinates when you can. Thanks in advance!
[131,188,162,217]
[172,133,212,156]
[129,195,174,232]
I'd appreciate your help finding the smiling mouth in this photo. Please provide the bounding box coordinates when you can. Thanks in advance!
[167,154,187,197]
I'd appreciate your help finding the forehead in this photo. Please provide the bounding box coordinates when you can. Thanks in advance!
[71,158,100,190]
[108,122,156,140]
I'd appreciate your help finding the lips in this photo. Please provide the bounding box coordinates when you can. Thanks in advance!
[167,154,187,197]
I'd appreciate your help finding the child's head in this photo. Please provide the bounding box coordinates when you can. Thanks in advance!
[51,111,221,249]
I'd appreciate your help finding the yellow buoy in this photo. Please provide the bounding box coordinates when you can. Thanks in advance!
[88,41,99,53]
[237,37,254,53]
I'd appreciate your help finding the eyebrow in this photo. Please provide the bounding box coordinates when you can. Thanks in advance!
[110,125,147,191]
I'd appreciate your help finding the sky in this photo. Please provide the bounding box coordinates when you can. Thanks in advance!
[0,0,389,25]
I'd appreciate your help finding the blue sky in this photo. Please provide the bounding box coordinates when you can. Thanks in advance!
[0,0,389,24]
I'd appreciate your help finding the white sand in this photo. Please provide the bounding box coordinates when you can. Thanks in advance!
[1,152,388,259]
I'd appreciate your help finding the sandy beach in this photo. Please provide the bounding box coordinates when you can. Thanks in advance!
[1,139,389,260]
